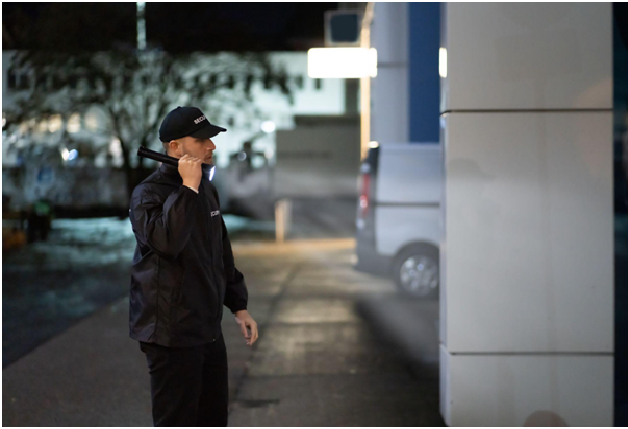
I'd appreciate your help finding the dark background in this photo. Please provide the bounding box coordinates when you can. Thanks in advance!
[2,2,339,52]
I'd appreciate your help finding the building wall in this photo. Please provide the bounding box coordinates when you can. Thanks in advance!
[274,115,360,198]
[439,3,614,425]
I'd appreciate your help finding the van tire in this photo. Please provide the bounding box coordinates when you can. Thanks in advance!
[392,246,439,299]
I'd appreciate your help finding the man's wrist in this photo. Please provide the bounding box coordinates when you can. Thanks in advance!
[182,183,199,194]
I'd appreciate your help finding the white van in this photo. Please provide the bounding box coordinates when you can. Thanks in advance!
[355,143,442,298]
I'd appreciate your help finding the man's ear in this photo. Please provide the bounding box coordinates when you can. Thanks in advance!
[168,140,181,157]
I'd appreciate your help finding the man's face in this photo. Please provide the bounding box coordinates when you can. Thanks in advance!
[170,136,217,163]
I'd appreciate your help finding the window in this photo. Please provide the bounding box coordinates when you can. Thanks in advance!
[39,116,49,133]
[210,74,218,86]
[227,75,235,89]
[78,76,88,91]
[314,78,322,91]
[277,76,287,90]
[263,74,272,90]
[7,69,17,89]
[48,114,62,133]
[101,76,112,90]
[50,75,60,90]
[85,112,99,131]
[67,113,81,133]
[36,74,47,90]
[294,75,304,90]
[17,73,30,90]
[245,74,254,92]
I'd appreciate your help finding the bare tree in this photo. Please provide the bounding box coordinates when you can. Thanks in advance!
[6,48,290,198]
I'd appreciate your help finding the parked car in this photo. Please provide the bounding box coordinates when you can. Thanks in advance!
[355,143,441,298]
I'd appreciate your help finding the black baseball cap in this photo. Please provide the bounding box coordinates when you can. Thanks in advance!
[159,106,226,142]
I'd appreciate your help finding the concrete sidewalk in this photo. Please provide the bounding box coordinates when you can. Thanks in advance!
[3,239,444,427]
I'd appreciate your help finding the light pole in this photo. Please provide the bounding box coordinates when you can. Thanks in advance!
[136,2,146,51]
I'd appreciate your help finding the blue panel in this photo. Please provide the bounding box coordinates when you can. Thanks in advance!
[408,2,440,143]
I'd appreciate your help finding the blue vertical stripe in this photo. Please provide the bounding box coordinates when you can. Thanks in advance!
[409,2,440,143]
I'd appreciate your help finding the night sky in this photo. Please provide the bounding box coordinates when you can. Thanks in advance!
[2,2,340,52]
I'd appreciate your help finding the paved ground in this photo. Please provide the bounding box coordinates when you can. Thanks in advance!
[3,218,136,367]
[2,210,354,368]
[2,238,444,426]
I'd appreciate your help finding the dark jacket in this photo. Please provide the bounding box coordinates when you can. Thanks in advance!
[128,162,247,347]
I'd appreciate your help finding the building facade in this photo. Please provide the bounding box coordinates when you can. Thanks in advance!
[364,2,618,426]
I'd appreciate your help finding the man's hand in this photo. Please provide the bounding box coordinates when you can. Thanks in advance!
[234,310,258,346]
[178,154,203,190]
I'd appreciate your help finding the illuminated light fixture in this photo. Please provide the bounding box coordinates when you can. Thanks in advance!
[48,114,62,133]
[85,113,99,131]
[209,165,216,181]
[308,48,377,78]
[439,48,447,78]
[109,138,123,166]
[67,113,81,133]
[260,121,276,133]
[61,148,70,161]
[68,149,78,161]
[369,141,379,149]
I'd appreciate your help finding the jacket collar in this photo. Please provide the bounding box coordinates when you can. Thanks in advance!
[159,162,181,180]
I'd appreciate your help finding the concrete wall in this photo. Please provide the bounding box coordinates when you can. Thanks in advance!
[274,116,360,198]
[439,3,614,426]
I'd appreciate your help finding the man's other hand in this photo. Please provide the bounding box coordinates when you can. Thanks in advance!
[234,310,258,346]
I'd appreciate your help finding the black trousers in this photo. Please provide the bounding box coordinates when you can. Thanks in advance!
[139,334,229,427]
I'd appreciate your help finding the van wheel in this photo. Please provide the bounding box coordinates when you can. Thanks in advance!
[393,247,439,298]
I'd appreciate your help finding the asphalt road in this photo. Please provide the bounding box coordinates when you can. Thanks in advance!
[3,235,443,426]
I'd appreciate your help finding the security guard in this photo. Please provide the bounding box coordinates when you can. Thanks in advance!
[129,106,258,427]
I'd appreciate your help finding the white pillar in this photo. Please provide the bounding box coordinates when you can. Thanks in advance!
[439,3,614,426]
[370,2,409,144]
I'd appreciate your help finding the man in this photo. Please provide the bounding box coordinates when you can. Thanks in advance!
[128,106,258,427]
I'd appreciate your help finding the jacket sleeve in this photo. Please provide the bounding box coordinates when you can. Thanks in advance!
[130,184,200,259]
[220,212,249,314]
